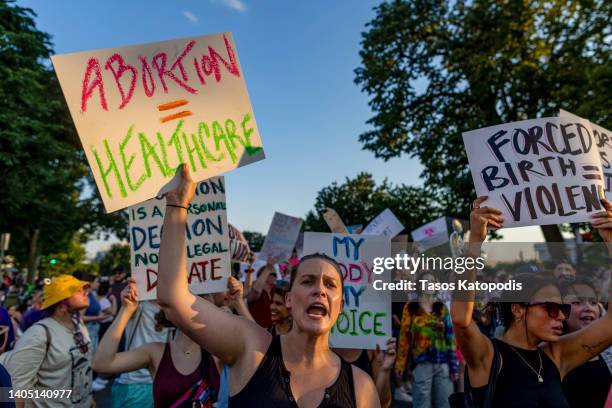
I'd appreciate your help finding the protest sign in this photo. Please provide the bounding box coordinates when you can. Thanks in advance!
[347,224,363,234]
[559,110,612,201]
[228,224,253,263]
[362,208,404,239]
[303,232,391,349]
[52,33,265,213]
[463,117,605,227]
[411,217,450,251]
[323,208,349,233]
[258,212,303,262]
[129,177,230,300]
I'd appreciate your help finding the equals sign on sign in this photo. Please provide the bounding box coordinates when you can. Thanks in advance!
[582,165,602,181]
[158,99,192,123]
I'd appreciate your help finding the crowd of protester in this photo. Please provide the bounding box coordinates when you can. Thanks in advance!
[0,167,610,407]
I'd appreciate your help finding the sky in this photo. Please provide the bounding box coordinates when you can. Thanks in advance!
[17,0,545,258]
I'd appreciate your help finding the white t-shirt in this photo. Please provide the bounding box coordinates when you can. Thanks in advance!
[116,301,168,384]
[5,317,93,407]
[98,297,113,324]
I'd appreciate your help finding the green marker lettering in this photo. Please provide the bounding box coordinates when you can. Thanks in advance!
[139,131,167,178]
[197,122,224,162]
[182,132,206,171]
[119,125,146,192]
[212,120,237,163]
[91,140,127,198]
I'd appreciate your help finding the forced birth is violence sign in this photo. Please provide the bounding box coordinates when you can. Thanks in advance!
[52,32,265,213]
[463,116,606,228]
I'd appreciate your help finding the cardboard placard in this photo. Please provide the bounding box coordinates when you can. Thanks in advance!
[463,117,605,227]
[52,33,265,212]
[258,212,303,262]
[303,232,391,349]
[129,177,230,300]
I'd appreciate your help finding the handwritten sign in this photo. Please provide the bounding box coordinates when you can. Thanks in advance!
[323,208,349,233]
[463,117,605,227]
[362,209,404,239]
[258,212,303,262]
[129,177,230,300]
[411,217,449,251]
[228,224,253,263]
[560,110,612,201]
[303,232,391,349]
[52,33,265,213]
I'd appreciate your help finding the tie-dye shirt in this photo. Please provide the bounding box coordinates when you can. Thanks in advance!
[395,302,458,374]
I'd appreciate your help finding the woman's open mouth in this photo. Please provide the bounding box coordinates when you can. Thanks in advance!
[306,303,328,319]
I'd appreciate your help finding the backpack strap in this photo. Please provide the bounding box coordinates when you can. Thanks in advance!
[35,322,51,355]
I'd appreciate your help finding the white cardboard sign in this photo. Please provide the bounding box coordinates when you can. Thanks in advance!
[559,110,612,201]
[303,232,391,349]
[411,217,450,251]
[129,177,230,300]
[463,117,605,227]
[52,33,265,213]
[362,209,404,239]
[258,212,303,262]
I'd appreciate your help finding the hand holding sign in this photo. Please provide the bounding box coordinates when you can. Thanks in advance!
[591,198,612,243]
[468,196,504,247]
[165,164,195,208]
[121,277,139,314]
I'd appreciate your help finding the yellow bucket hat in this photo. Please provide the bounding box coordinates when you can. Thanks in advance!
[41,275,90,310]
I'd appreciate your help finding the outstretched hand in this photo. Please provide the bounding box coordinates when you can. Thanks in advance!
[165,163,195,208]
[469,196,504,243]
[375,337,397,371]
[592,198,612,243]
[121,277,139,313]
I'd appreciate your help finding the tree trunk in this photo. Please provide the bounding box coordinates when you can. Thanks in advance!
[540,225,568,262]
[27,228,40,283]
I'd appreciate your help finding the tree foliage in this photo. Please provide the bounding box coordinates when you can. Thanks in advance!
[39,233,98,277]
[355,0,612,224]
[303,172,442,234]
[98,242,131,276]
[0,1,126,278]
[242,231,265,252]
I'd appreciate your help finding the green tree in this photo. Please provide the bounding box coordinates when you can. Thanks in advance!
[242,231,265,252]
[98,242,131,276]
[303,172,442,234]
[0,1,126,280]
[40,233,98,277]
[355,0,612,242]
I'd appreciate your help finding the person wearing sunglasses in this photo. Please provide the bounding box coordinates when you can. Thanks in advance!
[451,196,612,408]
[3,274,93,407]
[559,277,612,408]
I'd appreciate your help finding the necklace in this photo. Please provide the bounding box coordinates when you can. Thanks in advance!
[508,344,543,383]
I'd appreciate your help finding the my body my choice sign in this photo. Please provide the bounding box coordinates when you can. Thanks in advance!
[52,33,265,213]
[303,232,391,349]
[463,116,605,227]
[129,177,230,300]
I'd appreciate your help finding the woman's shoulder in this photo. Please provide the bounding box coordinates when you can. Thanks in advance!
[350,364,379,408]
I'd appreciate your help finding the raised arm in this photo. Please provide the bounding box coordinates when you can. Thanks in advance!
[549,198,612,376]
[451,196,502,385]
[93,279,154,375]
[157,164,268,365]
[372,338,396,408]
[228,276,255,321]
[246,257,276,302]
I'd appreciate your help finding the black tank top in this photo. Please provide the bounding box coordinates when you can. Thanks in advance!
[472,339,569,408]
[229,336,357,408]
[562,356,611,408]
[348,350,373,378]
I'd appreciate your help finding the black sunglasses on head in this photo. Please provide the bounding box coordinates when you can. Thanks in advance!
[525,302,571,320]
